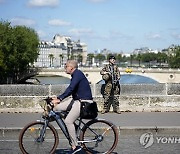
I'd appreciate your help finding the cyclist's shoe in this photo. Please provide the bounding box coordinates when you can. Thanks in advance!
[68,146,82,154]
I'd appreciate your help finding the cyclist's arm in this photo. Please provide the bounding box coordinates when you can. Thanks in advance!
[57,70,81,100]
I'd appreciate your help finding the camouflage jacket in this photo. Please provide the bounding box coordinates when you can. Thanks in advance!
[100,63,121,95]
[100,64,120,83]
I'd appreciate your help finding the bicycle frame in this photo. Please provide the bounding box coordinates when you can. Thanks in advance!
[46,110,73,145]
[33,97,118,153]
[40,109,105,146]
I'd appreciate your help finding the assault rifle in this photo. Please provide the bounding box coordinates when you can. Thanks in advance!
[109,65,119,90]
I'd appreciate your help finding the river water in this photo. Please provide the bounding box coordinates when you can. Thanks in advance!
[35,74,158,85]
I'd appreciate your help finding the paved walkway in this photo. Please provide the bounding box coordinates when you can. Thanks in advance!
[1,112,180,129]
[1,112,180,154]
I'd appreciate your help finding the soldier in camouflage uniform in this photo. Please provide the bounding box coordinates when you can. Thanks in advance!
[100,55,121,114]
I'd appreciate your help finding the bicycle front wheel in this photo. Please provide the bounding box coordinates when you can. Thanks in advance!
[80,119,119,154]
[19,121,59,154]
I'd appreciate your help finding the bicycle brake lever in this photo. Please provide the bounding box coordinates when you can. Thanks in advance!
[44,97,52,105]
[49,102,54,108]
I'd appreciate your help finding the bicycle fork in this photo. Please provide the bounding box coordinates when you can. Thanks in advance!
[36,120,49,142]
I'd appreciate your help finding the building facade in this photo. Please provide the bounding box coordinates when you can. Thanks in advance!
[34,34,87,67]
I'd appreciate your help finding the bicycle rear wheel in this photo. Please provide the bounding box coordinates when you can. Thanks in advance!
[80,119,119,154]
[19,121,59,154]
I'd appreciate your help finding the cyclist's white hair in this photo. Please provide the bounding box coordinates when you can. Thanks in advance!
[66,60,78,68]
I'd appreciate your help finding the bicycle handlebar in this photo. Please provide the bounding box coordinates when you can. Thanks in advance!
[44,97,54,108]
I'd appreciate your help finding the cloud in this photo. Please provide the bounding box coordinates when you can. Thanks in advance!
[171,33,180,40]
[89,30,133,41]
[37,30,47,38]
[68,28,93,37]
[145,33,162,40]
[48,19,71,26]
[28,0,59,8]
[10,17,36,26]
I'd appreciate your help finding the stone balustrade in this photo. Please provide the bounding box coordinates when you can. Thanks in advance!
[0,83,180,113]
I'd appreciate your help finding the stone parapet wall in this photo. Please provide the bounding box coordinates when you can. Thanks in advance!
[0,84,180,113]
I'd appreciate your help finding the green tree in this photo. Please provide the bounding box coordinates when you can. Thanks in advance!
[129,54,136,67]
[0,21,12,82]
[135,54,142,67]
[95,54,106,65]
[156,52,168,67]
[141,52,156,67]
[168,46,180,68]
[107,54,113,60]
[87,53,94,66]
[0,20,39,83]
[116,54,122,65]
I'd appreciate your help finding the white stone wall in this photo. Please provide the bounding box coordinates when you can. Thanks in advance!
[0,84,180,113]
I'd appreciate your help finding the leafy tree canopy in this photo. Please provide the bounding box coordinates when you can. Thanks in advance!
[168,46,180,68]
[0,20,39,84]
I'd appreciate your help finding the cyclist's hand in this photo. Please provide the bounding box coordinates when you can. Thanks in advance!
[51,95,57,99]
[51,98,61,106]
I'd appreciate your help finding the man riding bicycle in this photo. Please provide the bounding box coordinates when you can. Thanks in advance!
[51,60,93,154]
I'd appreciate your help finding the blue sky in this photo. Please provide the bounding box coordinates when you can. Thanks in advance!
[0,0,180,53]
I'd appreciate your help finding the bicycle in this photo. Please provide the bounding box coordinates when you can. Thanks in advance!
[19,97,119,154]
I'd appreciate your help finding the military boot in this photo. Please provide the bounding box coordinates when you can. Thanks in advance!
[101,108,109,114]
[113,106,121,114]
[114,110,121,114]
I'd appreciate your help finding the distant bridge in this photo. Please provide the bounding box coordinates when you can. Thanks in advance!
[37,68,180,84]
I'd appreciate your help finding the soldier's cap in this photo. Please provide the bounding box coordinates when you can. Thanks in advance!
[109,55,116,60]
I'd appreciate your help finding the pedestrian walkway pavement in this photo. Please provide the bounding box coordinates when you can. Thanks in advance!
[1,112,180,154]
[0,112,180,129]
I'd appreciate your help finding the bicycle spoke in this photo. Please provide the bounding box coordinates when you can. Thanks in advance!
[19,121,59,154]
[80,119,118,154]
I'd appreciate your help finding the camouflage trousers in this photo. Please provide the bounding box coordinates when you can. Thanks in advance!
[103,83,120,111]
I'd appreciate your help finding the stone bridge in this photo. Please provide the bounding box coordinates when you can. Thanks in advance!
[38,68,180,84]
